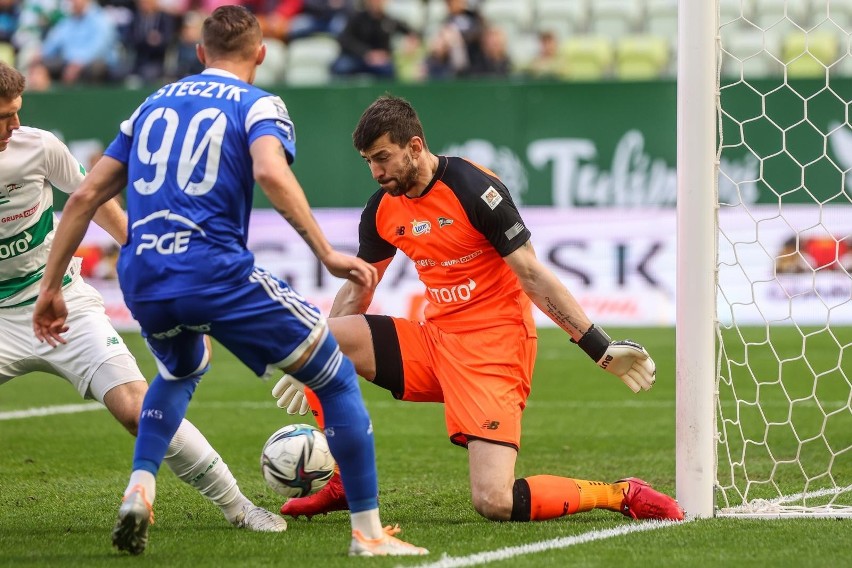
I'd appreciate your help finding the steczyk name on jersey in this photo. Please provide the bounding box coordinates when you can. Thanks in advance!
[151,81,248,101]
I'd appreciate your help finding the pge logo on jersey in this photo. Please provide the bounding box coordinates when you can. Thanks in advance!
[133,209,207,256]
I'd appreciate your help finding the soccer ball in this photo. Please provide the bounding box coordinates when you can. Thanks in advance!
[260,423,336,498]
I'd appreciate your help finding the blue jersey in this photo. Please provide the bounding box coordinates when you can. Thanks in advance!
[104,68,296,302]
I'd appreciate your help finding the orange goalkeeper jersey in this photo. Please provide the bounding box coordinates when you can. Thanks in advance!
[358,156,537,334]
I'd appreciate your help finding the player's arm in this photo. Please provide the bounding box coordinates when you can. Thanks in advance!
[329,257,393,317]
[329,188,397,316]
[91,198,128,245]
[503,240,591,339]
[250,135,377,289]
[43,130,129,245]
[33,156,128,346]
[504,239,656,393]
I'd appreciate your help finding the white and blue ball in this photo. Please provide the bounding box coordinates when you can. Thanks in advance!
[260,424,336,498]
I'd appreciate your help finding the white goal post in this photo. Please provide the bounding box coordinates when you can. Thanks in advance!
[676,0,852,518]
[677,0,852,518]
[676,0,717,519]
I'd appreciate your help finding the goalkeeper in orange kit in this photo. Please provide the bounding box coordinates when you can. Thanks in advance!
[273,95,685,524]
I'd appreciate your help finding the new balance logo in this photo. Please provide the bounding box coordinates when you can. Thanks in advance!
[106,336,120,346]
[396,226,405,236]
[481,420,500,430]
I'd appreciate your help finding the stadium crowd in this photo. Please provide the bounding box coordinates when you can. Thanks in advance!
[0,0,838,90]
[0,0,661,90]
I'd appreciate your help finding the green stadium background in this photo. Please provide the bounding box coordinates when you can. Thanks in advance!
[28,78,851,209]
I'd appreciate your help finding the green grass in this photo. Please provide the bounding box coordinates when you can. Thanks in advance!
[1,327,851,567]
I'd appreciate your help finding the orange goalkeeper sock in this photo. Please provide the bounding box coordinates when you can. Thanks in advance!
[304,386,325,429]
[518,476,629,520]
[303,387,339,476]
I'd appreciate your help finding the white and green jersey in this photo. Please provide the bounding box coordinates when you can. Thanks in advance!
[0,126,86,308]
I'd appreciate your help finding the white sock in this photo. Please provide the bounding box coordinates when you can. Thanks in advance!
[350,509,384,539]
[163,419,251,523]
[124,470,157,505]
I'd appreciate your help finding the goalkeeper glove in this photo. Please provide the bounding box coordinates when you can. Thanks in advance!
[272,374,310,415]
[573,325,656,393]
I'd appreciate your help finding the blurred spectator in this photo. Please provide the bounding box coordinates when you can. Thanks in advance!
[0,0,19,44]
[393,32,425,82]
[0,0,18,66]
[525,30,567,80]
[287,0,354,41]
[441,0,484,73]
[157,0,191,18]
[467,25,510,78]
[13,0,64,72]
[424,24,467,79]
[127,0,177,85]
[28,0,122,89]
[173,9,204,79]
[100,0,135,46]
[185,0,303,36]
[331,0,418,79]
[241,0,304,41]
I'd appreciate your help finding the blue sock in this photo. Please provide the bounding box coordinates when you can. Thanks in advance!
[133,374,200,475]
[291,329,378,513]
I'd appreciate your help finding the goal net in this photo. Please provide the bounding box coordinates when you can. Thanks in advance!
[683,0,852,518]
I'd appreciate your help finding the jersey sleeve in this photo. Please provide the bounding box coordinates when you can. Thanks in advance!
[357,190,397,263]
[104,100,145,165]
[245,95,296,164]
[41,130,86,194]
[459,175,531,257]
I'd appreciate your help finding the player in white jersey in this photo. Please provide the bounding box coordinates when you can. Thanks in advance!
[34,6,426,558]
[0,61,287,538]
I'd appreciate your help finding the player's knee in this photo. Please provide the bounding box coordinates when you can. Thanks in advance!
[100,378,147,436]
[121,416,139,436]
[471,487,513,521]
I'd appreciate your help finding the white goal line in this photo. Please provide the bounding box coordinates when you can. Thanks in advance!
[404,520,683,568]
[0,402,104,420]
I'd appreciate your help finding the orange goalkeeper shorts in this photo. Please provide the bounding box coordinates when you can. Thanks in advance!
[367,315,537,450]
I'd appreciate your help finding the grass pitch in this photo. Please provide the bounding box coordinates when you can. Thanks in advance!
[1,327,850,567]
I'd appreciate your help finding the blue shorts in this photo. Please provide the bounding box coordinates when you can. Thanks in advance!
[126,267,324,379]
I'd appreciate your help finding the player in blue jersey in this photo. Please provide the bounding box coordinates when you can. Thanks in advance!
[32,5,427,558]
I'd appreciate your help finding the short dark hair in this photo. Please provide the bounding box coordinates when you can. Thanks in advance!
[202,5,262,61]
[353,95,426,152]
[0,62,25,101]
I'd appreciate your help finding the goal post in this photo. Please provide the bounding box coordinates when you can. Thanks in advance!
[675,0,717,519]
[677,0,852,518]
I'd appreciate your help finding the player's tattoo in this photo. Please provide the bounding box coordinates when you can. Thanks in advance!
[275,206,324,256]
[544,296,585,335]
[269,145,324,256]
